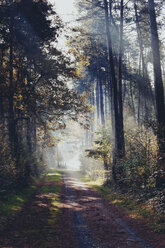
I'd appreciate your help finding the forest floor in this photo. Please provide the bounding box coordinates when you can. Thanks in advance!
[0,169,165,248]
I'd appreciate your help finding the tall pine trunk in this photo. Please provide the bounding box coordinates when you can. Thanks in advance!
[148,0,165,188]
[8,15,17,157]
[104,0,125,161]
[134,2,155,115]
[99,70,105,126]
[96,66,100,124]
[118,0,125,157]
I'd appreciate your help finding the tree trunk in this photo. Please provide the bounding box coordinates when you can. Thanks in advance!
[0,50,4,120]
[148,0,165,188]
[118,0,125,157]
[33,118,37,152]
[96,68,100,123]
[104,80,108,123]
[134,2,155,111]
[8,15,17,157]
[27,118,32,153]
[90,89,95,144]
[99,70,105,126]
[0,94,4,119]
[104,0,124,161]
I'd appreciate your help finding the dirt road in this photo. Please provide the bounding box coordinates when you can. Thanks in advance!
[62,171,157,248]
[0,170,165,248]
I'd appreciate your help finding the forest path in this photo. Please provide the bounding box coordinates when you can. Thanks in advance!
[63,170,155,248]
[0,170,164,248]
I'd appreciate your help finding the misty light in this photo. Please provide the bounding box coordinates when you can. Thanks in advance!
[49,0,77,23]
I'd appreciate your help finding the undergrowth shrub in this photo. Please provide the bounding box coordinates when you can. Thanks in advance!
[0,133,17,196]
[84,124,165,213]
[80,151,105,181]
[115,126,158,191]
[15,149,46,187]
[0,129,45,197]
[151,190,165,214]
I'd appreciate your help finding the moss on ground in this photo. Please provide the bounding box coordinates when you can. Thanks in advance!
[0,185,36,230]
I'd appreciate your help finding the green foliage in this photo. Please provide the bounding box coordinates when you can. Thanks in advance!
[86,126,113,166]
[0,131,17,195]
[115,126,157,190]
[86,125,158,191]
[45,172,62,183]
[40,170,62,197]
[84,123,165,216]
[0,130,45,196]
[80,150,105,181]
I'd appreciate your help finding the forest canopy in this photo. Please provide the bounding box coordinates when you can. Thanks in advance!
[0,0,90,193]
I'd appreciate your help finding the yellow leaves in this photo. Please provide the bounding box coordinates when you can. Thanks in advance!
[0,139,8,154]
[47,122,56,132]
[24,78,28,85]
[88,104,95,114]
[39,91,45,96]
[43,134,61,148]
[78,54,90,67]
[14,94,23,101]
[68,47,90,78]
[77,54,90,77]
[17,104,25,111]
[74,68,82,78]
[47,142,55,147]
[112,199,122,204]
[14,91,26,111]
[65,40,70,46]
[44,136,56,147]
[68,47,78,57]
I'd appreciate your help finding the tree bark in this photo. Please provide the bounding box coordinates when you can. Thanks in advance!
[104,0,125,160]
[8,14,17,157]
[96,67,100,123]
[99,70,105,126]
[118,0,125,157]
[104,80,108,122]
[134,2,155,110]
[148,0,165,187]
[27,118,32,153]
[90,89,95,144]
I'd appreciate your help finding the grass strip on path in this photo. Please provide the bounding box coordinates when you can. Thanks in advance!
[38,169,62,247]
[40,169,62,223]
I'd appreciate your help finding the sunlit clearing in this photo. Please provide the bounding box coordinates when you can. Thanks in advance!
[58,141,82,170]
[44,121,86,171]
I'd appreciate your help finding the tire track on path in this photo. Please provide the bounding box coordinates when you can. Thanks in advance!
[63,171,99,248]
